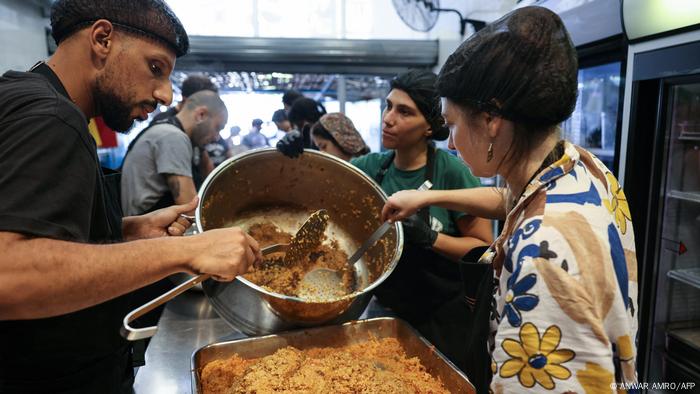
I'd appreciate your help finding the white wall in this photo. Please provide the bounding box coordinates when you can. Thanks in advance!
[0,0,48,72]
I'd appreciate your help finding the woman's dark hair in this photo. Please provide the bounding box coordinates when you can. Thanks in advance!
[271,109,288,123]
[282,90,304,107]
[311,122,343,150]
[181,74,217,98]
[288,98,326,130]
[437,6,577,173]
[311,122,369,157]
[390,69,449,141]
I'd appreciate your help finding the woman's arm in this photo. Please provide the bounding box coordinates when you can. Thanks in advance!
[432,215,493,261]
[383,187,508,222]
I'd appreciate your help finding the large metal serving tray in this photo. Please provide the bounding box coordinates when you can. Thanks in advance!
[191,317,475,393]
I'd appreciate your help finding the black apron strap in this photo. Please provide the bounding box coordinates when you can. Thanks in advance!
[374,150,395,185]
[459,261,495,394]
[374,141,434,199]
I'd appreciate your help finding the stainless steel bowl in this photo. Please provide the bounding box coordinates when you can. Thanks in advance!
[195,148,403,335]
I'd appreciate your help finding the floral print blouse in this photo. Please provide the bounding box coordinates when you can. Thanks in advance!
[481,141,638,393]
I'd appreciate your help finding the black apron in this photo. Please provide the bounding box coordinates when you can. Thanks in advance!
[101,168,138,393]
[460,248,495,394]
[23,62,135,394]
[372,144,489,375]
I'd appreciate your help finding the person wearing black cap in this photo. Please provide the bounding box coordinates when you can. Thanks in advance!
[0,1,261,392]
[277,97,327,154]
[382,7,638,392]
[282,89,304,113]
[272,108,292,133]
[351,69,493,371]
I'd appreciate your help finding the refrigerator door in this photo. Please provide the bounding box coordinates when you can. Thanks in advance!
[562,61,622,172]
[648,81,700,385]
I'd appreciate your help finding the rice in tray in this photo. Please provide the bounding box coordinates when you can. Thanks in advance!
[200,337,450,394]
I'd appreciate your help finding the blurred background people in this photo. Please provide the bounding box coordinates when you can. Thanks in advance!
[282,89,304,113]
[242,118,269,149]
[148,74,220,189]
[151,74,217,124]
[121,91,228,216]
[272,109,292,132]
[203,135,232,169]
[311,112,369,161]
[277,97,327,156]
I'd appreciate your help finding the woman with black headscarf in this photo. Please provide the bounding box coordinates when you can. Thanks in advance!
[276,97,326,155]
[382,7,638,393]
[351,69,493,371]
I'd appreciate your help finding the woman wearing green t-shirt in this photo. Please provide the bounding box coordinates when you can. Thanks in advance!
[276,69,492,370]
[352,70,492,370]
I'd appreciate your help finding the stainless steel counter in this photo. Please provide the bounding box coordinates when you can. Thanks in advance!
[132,290,392,394]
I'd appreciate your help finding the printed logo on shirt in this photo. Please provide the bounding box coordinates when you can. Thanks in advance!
[430,216,444,233]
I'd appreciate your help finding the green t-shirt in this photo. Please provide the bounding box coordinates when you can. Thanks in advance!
[351,149,480,236]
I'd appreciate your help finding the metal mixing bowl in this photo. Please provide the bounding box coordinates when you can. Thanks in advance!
[195,148,403,335]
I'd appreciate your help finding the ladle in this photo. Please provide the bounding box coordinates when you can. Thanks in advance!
[299,180,433,300]
[121,210,329,341]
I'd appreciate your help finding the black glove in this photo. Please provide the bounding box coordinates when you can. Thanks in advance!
[402,214,438,249]
[276,130,304,158]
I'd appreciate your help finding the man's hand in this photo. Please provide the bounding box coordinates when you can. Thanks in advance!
[122,197,198,241]
[381,190,431,222]
[186,227,263,281]
[276,130,304,158]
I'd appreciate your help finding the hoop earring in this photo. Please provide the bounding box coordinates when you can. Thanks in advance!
[486,142,494,163]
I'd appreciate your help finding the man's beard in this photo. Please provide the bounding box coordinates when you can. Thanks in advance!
[191,120,212,148]
[94,76,136,133]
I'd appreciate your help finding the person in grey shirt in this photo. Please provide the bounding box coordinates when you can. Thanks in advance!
[121,90,228,216]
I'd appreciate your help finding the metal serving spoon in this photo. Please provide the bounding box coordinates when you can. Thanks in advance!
[299,180,433,300]
[121,209,329,341]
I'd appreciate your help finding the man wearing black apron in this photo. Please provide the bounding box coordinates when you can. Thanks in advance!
[0,3,261,392]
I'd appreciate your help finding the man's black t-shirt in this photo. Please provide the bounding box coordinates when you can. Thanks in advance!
[0,65,132,392]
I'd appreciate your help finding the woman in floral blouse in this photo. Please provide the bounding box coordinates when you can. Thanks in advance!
[382,6,637,393]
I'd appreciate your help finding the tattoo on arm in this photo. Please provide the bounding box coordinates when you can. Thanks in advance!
[167,176,181,200]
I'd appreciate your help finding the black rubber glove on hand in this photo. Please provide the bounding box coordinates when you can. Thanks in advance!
[402,214,438,249]
[276,130,304,158]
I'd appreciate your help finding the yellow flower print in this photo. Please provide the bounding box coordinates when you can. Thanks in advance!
[499,322,575,389]
[603,172,631,234]
[576,362,614,393]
